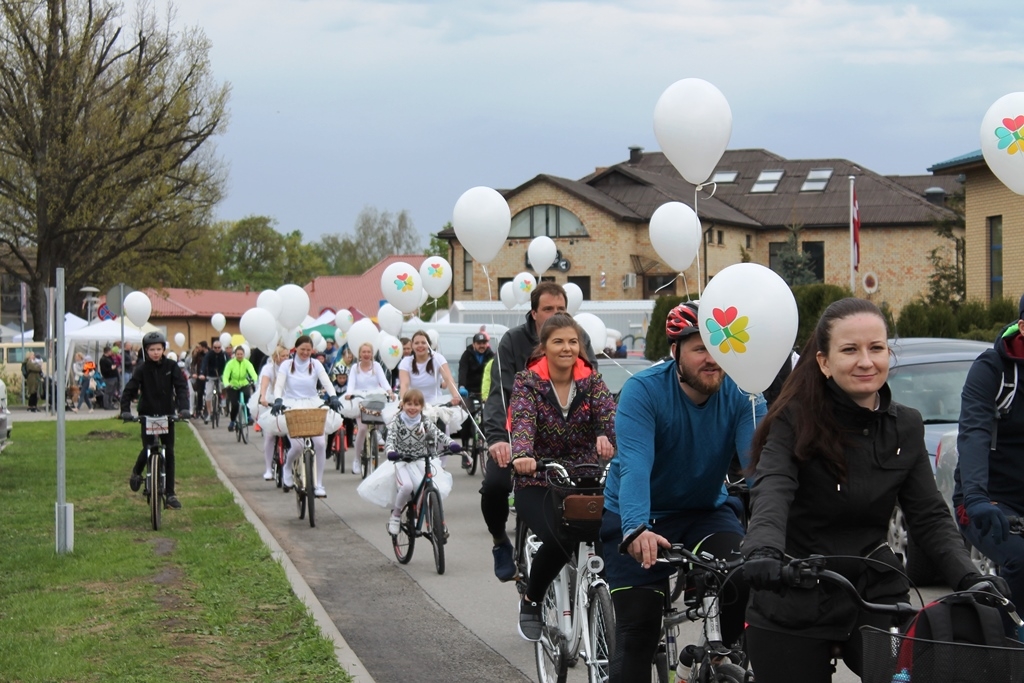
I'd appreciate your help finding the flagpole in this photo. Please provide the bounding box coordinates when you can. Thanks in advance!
[849,175,856,294]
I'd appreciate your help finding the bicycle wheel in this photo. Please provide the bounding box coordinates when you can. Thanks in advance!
[393,503,415,564]
[705,662,747,683]
[294,455,306,520]
[274,438,285,488]
[369,428,379,476]
[536,580,568,683]
[239,403,249,444]
[149,449,162,531]
[305,447,316,528]
[652,646,669,683]
[670,568,686,603]
[587,584,615,683]
[425,488,445,574]
[333,432,343,470]
[211,392,220,429]
[360,431,370,480]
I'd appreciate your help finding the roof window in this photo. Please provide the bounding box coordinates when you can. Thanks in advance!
[711,171,738,184]
[751,170,784,193]
[800,168,833,192]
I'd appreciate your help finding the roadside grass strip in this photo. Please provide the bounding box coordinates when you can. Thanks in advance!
[0,420,351,682]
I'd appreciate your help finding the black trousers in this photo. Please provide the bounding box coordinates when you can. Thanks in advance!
[133,422,177,496]
[226,386,251,422]
[515,486,588,602]
[480,456,513,540]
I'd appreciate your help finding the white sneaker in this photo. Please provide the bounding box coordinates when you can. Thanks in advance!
[352,461,361,475]
[387,514,401,536]
[263,470,273,481]
[313,485,326,498]
[282,471,294,489]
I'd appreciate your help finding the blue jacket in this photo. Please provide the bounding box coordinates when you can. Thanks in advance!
[603,361,765,536]
[955,325,1024,512]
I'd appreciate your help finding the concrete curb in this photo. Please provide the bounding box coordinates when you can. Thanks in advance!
[188,422,376,683]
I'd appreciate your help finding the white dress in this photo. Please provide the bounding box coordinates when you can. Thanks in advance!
[398,351,450,403]
[261,357,342,437]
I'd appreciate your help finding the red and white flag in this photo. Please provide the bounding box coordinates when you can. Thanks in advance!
[852,188,861,272]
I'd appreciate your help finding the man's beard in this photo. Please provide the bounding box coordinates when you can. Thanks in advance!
[678,361,724,396]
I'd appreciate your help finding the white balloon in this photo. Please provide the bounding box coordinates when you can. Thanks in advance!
[380,261,423,314]
[315,337,327,353]
[378,333,403,370]
[564,282,584,315]
[419,257,453,299]
[419,288,429,306]
[210,312,226,332]
[512,272,537,305]
[239,307,276,347]
[981,92,1024,195]
[276,284,310,329]
[649,202,702,272]
[279,325,300,349]
[378,303,404,336]
[334,329,346,346]
[123,291,152,328]
[219,332,232,349]
[500,282,518,310]
[167,351,177,362]
[653,78,733,185]
[698,263,798,394]
[240,343,251,358]
[310,330,324,347]
[574,313,607,356]
[528,236,558,275]
[173,332,186,348]
[347,318,380,357]
[256,289,283,320]
[452,186,511,265]
[427,329,440,351]
[335,309,354,333]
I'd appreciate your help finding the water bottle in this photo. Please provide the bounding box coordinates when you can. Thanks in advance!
[891,668,911,683]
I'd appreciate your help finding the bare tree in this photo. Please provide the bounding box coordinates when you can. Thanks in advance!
[0,0,228,336]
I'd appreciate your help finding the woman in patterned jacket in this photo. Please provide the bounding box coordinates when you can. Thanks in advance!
[511,313,617,642]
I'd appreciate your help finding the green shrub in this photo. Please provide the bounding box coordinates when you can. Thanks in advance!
[896,301,929,338]
[956,300,990,334]
[646,295,684,360]
[926,306,958,338]
[989,297,1017,326]
[792,283,851,349]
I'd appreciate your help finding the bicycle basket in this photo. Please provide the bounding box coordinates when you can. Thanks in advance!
[860,626,1024,683]
[144,416,170,435]
[284,408,328,438]
[546,463,606,540]
[359,399,386,424]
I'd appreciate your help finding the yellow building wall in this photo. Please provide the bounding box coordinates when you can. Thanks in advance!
[964,170,1024,304]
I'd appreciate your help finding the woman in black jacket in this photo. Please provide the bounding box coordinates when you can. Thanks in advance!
[121,332,191,510]
[742,298,1003,681]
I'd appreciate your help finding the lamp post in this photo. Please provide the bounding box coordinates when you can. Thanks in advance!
[79,286,99,323]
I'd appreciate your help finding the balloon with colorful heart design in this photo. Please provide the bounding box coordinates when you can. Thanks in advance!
[452,186,511,265]
[653,78,732,186]
[649,201,702,272]
[419,257,453,299]
[980,92,1024,195]
[512,271,537,305]
[697,263,798,394]
[380,261,423,314]
[378,332,403,370]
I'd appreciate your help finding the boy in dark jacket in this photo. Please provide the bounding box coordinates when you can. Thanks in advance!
[121,332,191,509]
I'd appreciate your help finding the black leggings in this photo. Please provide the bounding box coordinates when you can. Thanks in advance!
[132,423,176,496]
[480,456,514,541]
[226,386,251,422]
[515,486,586,602]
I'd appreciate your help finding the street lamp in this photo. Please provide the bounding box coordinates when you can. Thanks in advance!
[80,286,99,323]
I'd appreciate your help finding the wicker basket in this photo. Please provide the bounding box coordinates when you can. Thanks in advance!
[284,408,328,438]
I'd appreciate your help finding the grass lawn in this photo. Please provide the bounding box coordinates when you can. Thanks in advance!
[0,419,352,683]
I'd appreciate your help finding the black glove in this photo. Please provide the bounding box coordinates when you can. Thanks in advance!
[177,410,191,420]
[328,395,341,411]
[744,547,785,590]
[270,399,284,416]
[448,442,462,454]
[387,451,400,461]
[966,500,1010,544]
[958,572,1013,601]
[120,412,134,422]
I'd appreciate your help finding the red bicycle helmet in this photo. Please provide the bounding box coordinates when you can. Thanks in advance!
[665,301,700,342]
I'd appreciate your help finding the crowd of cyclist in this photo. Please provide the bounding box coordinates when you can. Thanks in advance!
[116,283,1024,683]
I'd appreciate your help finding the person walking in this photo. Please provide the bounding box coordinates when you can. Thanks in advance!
[22,351,43,412]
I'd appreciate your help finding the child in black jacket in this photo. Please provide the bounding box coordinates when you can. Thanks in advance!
[121,332,191,509]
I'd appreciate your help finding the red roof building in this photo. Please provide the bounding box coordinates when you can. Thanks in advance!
[305,255,429,319]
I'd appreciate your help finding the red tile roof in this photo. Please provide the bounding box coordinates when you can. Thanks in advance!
[305,255,429,318]
[101,288,262,319]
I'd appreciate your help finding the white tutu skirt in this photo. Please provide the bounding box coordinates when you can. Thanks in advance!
[424,403,469,430]
[356,458,454,509]
[256,397,342,438]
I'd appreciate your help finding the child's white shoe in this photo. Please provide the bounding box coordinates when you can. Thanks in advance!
[387,514,401,536]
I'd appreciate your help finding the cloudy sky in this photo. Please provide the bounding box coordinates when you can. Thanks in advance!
[168,0,1024,244]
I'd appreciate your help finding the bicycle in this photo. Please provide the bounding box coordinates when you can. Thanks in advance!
[513,460,615,683]
[235,384,253,445]
[328,428,346,472]
[125,414,185,531]
[778,553,1024,683]
[459,393,487,475]
[208,377,222,429]
[621,524,750,683]
[271,434,288,489]
[390,446,458,575]
[350,391,388,480]
[281,404,332,528]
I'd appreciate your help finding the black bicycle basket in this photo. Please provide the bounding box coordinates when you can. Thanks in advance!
[859,625,1024,683]
[546,463,605,541]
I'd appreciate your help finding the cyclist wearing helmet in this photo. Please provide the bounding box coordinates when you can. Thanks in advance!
[121,331,191,509]
[600,300,766,681]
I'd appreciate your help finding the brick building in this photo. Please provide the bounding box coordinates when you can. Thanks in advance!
[440,148,962,315]
[930,150,1023,304]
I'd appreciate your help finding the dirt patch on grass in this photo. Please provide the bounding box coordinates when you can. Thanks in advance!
[151,537,176,556]
[85,430,131,440]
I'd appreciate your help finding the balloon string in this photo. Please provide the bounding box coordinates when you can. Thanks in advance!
[694,186,703,298]
[482,263,512,446]
[655,277,677,294]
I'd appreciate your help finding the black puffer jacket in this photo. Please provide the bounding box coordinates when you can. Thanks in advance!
[120,356,190,417]
[744,381,976,640]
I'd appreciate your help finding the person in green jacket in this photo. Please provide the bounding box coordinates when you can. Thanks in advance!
[479,357,494,405]
[222,346,257,432]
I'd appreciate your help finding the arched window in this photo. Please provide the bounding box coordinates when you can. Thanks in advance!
[509,205,587,238]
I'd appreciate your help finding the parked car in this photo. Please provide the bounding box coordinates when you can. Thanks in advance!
[882,338,990,584]
[595,355,657,401]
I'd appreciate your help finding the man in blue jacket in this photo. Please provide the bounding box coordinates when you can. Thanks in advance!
[955,294,1024,634]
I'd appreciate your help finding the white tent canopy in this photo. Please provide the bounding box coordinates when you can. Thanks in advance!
[12,312,89,342]
[65,318,158,344]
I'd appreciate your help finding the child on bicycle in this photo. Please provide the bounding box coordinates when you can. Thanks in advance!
[356,389,460,535]
[121,332,191,510]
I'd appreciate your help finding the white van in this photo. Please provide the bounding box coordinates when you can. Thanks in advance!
[398,321,508,381]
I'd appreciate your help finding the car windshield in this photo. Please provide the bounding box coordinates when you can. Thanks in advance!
[888,360,975,424]
[599,361,652,395]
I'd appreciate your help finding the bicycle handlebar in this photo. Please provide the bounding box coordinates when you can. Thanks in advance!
[123,414,187,424]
